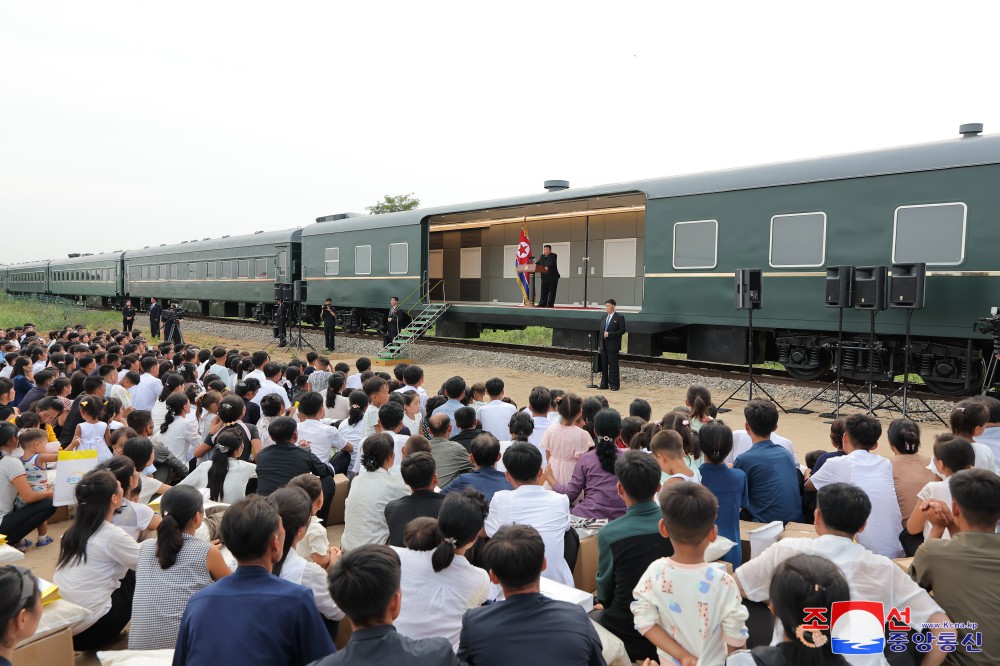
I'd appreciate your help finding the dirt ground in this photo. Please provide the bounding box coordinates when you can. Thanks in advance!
[19,333,951,663]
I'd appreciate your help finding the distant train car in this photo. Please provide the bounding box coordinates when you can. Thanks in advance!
[5,260,50,296]
[124,230,301,319]
[48,252,125,308]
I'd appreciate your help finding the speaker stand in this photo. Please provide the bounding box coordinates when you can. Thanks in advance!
[287,303,316,354]
[586,332,600,389]
[790,309,846,417]
[718,308,787,414]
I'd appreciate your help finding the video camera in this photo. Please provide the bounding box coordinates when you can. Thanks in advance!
[973,307,1000,337]
[162,305,187,322]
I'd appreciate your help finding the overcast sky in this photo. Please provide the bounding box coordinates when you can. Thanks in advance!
[2,0,998,263]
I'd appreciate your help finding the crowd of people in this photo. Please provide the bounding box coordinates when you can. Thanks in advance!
[0,320,998,666]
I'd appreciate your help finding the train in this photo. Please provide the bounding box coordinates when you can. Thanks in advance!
[5,125,1000,396]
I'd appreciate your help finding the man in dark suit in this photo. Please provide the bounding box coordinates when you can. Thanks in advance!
[384,297,407,346]
[598,298,626,391]
[321,298,336,351]
[317,544,461,666]
[147,297,161,339]
[384,452,444,547]
[457,524,605,666]
[535,244,559,308]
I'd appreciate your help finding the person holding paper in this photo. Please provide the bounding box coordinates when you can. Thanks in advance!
[0,422,55,550]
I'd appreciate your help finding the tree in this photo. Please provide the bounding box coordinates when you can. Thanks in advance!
[366,193,420,215]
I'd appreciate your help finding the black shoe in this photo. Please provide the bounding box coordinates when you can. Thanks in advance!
[611,387,620,391]
[599,385,609,390]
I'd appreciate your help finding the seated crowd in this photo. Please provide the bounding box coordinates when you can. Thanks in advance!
[0,321,999,666]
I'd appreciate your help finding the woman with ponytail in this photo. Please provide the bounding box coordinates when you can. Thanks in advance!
[887,418,936,525]
[729,554,849,666]
[336,390,369,477]
[151,372,185,432]
[323,372,349,420]
[158,392,201,464]
[685,384,716,433]
[539,392,591,486]
[0,565,43,663]
[392,489,490,650]
[129,485,230,650]
[179,431,257,503]
[192,393,261,463]
[340,433,407,550]
[544,408,626,519]
[267,487,343,638]
[54,468,140,650]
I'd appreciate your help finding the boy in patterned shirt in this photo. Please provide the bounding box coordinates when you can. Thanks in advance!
[631,482,749,665]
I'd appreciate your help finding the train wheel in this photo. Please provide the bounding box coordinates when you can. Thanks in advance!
[784,350,832,381]
[920,358,984,396]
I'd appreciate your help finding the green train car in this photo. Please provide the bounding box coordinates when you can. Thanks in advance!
[123,230,301,319]
[305,127,1000,395]
[5,261,50,296]
[49,252,125,308]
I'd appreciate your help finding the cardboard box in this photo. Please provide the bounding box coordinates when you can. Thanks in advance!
[572,533,599,593]
[540,577,594,611]
[893,557,913,573]
[781,522,818,540]
[14,626,73,666]
[327,474,351,526]
[739,520,765,563]
[49,505,70,524]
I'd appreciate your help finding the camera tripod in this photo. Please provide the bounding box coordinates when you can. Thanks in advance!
[981,338,1000,395]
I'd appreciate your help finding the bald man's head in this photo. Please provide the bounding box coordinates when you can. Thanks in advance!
[428,413,451,438]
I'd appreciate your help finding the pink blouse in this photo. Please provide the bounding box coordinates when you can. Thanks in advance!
[540,423,593,486]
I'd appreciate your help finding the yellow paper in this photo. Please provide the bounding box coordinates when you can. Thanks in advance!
[37,578,61,605]
[57,450,99,461]
[0,534,7,545]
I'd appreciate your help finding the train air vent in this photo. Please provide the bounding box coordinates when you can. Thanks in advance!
[254,231,263,234]
[67,253,80,258]
[960,123,983,137]
[544,179,570,192]
[222,235,230,238]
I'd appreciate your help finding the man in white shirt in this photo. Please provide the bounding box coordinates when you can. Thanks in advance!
[244,350,270,385]
[525,386,552,449]
[295,391,349,473]
[485,442,573,587]
[132,357,163,412]
[725,429,796,465]
[476,377,517,441]
[736,483,949,666]
[806,413,903,558]
[394,364,428,416]
[252,363,291,410]
[345,357,372,391]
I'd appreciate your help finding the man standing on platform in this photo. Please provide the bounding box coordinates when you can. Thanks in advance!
[148,297,161,339]
[534,244,559,308]
[384,297,405,347]
[598,299,626,391]
[121,300,135,332]
[321,298,336,352]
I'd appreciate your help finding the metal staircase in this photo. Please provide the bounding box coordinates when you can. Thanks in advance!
[377,280,448,360]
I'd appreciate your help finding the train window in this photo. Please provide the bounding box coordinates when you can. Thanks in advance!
[277,251,288,281]
[171,264,179,280]
[389,243,408,275]
[324,248,339,276]
[188,263,197,279]
[604,239,638,278]
[893,202,966,265]
[255,258,268,278]
[672,220,718,269]
[460,248,482,279]
[769,212,826,268]
[238,260,249,278]
[355,245,372,275]
[222,261,232,279]
[429,250,444,280]
[206,262,216,279]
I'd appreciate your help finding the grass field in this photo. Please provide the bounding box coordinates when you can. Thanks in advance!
[0,294,121,333]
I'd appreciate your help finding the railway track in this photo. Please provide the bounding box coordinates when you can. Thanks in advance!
[182,313,962,407]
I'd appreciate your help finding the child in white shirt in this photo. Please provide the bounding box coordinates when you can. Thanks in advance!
[288,474,339,569]
[69,395,113,463]
[632,483,748,665]
[907,434,975,539]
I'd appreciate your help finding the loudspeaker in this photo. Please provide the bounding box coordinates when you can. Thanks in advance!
[273,283,283,302]
[854,266,888,310]
[825,266,854,308]
[294,280,307,302]
[889,263,926,309]
[281,283,293,302]
[735,269,762,310]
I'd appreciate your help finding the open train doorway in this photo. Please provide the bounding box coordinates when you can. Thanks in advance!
[426,191,646,309]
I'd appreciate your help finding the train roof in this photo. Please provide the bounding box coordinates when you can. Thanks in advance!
[6,260,51,270]
[49,251,125,267]
[306,132,1000,235]
[124,228,303,259]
